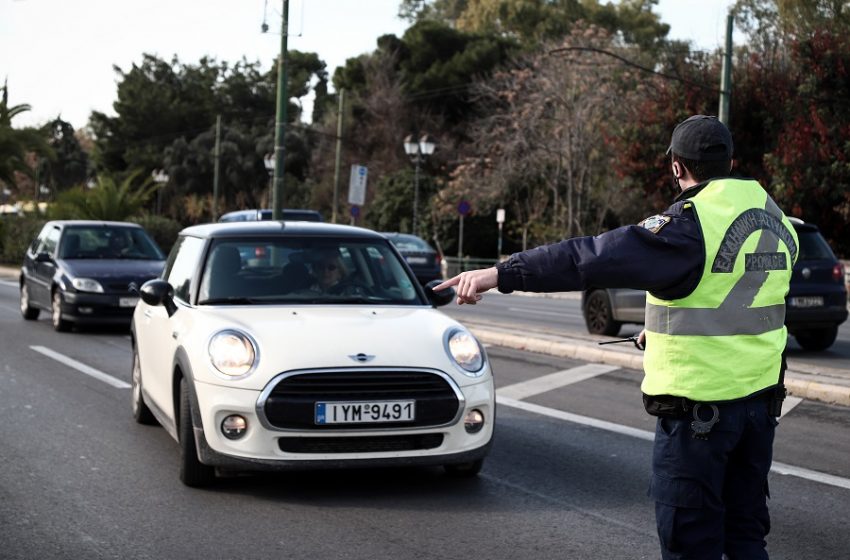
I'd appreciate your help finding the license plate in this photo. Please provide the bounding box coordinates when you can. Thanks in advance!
[790,296,823,308]
[119,297,139,308]
[315,400,415,425]
[406,256,427,265]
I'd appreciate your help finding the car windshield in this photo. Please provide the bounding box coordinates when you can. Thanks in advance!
[59,226,164,260]
[796,230,835,261]
[197,237,425,305]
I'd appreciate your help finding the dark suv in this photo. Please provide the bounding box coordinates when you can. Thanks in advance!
[582,217,848,351]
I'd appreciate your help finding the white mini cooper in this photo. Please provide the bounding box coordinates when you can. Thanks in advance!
[131,221,494,486]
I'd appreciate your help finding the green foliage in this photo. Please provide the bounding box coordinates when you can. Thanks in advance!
[132,214,183,255]
[47,172,157,221]
[365,168,437,234]
[0,82,54,186]
[0,215,45,265]
[38,118,89,193]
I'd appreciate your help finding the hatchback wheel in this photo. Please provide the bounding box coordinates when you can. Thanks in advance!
[179,379,216,487]
[794,326,839,351]
[131,346,157,425]
[584,290,621,336]
[51,291,71,332]
[20,283,40,320]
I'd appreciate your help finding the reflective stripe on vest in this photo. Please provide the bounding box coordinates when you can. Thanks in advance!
[642,178,798,402]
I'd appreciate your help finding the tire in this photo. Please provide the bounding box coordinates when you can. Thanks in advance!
[444,458,484,478]
[584,290,622,336]
[51,290,71,332]
[179,378,216,487]
[794,326,839,351]
[131,346,157,425]
[20,283,40,320]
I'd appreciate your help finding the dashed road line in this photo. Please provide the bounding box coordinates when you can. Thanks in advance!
[30,345,131,389]
[498,363,619,400]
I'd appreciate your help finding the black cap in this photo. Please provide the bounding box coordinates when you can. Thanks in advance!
[666,115,733,161]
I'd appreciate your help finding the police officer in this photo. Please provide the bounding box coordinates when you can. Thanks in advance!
[435,115,797,559]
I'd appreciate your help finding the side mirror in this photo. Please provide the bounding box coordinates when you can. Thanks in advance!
[424,279,455,307]
[35,252,53,263]
[139,279,177,317]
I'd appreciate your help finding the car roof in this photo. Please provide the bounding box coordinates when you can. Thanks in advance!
[48,220,144,229]
[180,221,386,240]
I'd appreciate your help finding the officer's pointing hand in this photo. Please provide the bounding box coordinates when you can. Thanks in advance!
[433,267,498,305]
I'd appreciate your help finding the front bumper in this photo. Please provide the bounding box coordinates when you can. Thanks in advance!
[59,291,138,325]
[191,376,495,471]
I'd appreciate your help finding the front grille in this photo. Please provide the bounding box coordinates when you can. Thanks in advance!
[278,433,444,453]
[263,370,460,430]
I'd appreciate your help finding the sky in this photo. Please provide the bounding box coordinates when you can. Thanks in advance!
[0,0,737,130]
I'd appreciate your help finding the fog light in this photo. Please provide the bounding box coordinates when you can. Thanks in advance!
[464,409,485,433]
[221,415,248,440]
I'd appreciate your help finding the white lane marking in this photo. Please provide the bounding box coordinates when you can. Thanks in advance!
[780,395,803,419]
[498,395,850,491]
[30,346,131,389]
[499,364,619,400]
[0,279,18,287]
[508,307,567,318]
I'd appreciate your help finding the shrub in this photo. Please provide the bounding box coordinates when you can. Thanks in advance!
[132,214,182,255]
[0,215,46,265]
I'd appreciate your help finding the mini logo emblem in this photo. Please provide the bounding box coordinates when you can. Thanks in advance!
[802,267,811,279]
[349,353,375,363]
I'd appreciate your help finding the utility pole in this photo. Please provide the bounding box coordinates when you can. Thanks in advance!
[332,88,345,224]
[271,0,290,220]
[718,13,733,126]
[212,114,222,221]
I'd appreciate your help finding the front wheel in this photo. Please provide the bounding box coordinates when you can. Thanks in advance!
[20,283,40,320]
[131,346,157,425]
[179,378,216,487]
[51,290,71,332]
[444,458,484,478]
[584,290,621,336]
[794,326,839,351]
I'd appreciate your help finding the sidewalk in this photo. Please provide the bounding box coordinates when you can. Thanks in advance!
[3,263,848,407]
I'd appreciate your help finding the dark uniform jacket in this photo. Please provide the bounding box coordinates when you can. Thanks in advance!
[495,181,721,300]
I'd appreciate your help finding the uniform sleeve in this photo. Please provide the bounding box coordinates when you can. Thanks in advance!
[496,201,705,300]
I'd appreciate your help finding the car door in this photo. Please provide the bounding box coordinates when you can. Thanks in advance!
[31,224,61,307]
[136,235,206,423]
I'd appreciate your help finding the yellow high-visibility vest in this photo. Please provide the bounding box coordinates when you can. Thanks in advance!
[642,178,799,401]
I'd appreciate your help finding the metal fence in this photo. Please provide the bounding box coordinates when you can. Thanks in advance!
[441,256,500,279]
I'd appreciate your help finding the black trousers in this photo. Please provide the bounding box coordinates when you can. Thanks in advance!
[650,397,777,559]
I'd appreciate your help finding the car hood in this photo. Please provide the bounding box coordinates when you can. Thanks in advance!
[179,305,483,389]
[61,259,165,279]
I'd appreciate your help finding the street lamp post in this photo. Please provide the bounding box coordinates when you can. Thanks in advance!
[151,169,169,215]
[403,133,435,236]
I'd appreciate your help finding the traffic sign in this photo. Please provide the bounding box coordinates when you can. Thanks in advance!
[458,199,471,216]
[348,165,368,206]
[350,205,360,218]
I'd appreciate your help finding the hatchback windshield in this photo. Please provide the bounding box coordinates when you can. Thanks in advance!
[797,230,836,261]
[60,226,164,260]
[198,237,424,305]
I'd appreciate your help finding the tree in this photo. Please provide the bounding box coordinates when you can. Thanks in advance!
[38,118,89,193]
[47,172,156,221]
[0,82,53,189]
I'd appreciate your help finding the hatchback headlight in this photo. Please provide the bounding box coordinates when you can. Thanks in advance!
[445,329,484,376]
[208,330,257,377]
[71,278,104,293]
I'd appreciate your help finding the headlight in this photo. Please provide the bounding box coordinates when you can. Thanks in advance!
[446,329,484,376]
[71,278,104,293]
[208,330,257,377]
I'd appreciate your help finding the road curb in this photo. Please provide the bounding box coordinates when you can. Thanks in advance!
[469,326,850,408]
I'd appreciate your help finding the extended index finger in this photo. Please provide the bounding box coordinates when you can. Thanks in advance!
[432,275,461,292]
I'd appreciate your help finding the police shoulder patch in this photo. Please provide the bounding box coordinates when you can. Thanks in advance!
[638,214,672,234]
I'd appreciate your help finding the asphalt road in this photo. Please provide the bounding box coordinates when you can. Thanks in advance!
[1,279,849,559]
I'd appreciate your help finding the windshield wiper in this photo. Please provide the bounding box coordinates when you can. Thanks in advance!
[198,297,263,305]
